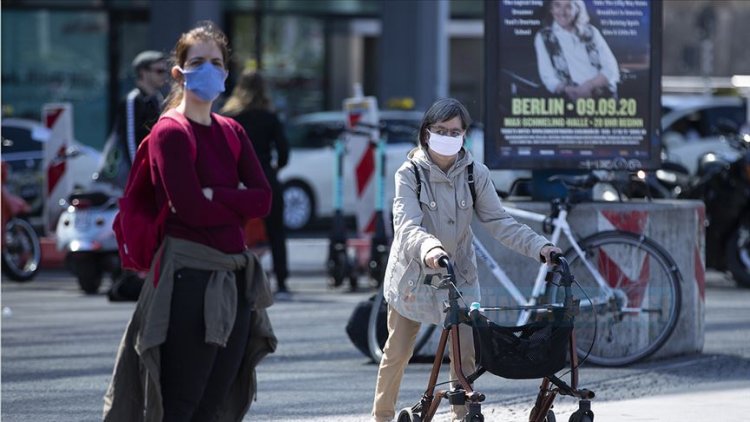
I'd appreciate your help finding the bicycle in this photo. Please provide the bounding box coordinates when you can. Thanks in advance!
[368,172,683,367]
[1,162,41,282]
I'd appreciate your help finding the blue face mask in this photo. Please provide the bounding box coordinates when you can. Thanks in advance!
[180,62,227,102]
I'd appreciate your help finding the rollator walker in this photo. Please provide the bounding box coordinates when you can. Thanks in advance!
[397,254,595,422]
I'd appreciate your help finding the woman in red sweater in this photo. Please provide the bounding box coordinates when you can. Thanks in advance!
[104,22,274,421]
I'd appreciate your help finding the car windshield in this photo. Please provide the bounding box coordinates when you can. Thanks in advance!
[286,120,344,149]
[1,126,44,174]
[382,119,419,145]
[286,115,420,148]
[666,105,747,138]
[1,126,42,155]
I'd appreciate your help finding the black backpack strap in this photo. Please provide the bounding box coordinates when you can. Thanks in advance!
[468,162,477,205]
[410,161,422,208]
[413,160,476,208]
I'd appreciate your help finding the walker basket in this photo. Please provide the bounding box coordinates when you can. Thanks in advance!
[471,308,572,380]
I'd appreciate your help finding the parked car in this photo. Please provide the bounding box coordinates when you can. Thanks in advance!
[661,95,747,175]
[1,118,101,225]
[277,111,527,230]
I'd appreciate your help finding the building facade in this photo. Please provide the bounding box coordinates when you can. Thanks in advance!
[2,0,747,150]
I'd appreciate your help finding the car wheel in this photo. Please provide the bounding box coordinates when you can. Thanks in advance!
[282,181,315,231]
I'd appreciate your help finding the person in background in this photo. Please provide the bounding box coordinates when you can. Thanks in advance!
[534,0,620,99]
[105,50,169,301]
[221,70,291,295]
[103,21,275,421]
[371,98,561,422]
[98,50,168,187]
[115,50,169,165]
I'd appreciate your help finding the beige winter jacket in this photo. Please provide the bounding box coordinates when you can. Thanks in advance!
[383,147,551,324]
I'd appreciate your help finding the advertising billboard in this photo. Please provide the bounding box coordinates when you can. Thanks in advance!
[484,0,662,170]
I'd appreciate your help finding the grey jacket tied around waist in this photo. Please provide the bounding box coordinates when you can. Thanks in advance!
[138,236,273,351]
[103,236,276,422]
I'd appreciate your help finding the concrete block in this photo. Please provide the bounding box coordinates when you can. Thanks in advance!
[472,199,705,362]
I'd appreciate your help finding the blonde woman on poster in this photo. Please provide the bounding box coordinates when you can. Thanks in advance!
[534,0,620,99]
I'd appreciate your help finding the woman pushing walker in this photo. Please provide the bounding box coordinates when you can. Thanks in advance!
[371,98,561,422]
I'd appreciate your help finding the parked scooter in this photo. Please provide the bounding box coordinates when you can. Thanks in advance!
[680,120,750,288]
[55,182,122,293]
[368,129,389,288]
[506,158,691,203]
[327,132,358,290]
[608,159,691,201]
[54,115,154,297]
[1,162,41,282]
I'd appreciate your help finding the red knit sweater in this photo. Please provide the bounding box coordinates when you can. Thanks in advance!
[149,115,271,253]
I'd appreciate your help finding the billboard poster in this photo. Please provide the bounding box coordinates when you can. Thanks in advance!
[484,0,662,170]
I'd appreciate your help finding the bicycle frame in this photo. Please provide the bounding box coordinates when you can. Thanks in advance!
[472,203,617,326]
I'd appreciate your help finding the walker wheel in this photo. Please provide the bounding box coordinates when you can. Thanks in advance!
[568,411,593,422]
[396,408,422,422]
[568,400,594,422]
[530,407,556,422]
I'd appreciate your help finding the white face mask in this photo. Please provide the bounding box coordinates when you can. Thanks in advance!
[427,131,463,156]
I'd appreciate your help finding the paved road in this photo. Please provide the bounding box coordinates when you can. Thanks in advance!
[2,243,749,421]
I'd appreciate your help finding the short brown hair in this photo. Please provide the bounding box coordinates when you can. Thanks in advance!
[417,98,472,147]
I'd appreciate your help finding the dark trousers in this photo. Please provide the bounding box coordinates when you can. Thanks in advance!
[160,268,252,422]
[265,175,289,290]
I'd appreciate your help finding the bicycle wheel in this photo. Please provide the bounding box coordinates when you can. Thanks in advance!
[1,218,41,282]
[559,230,682,366]
[367,288,437,362]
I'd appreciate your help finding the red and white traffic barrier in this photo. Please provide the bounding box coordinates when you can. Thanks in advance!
[343,91,381,235]
[42,103,74,236]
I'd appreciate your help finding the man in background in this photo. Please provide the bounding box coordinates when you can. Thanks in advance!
[105,50,168,301]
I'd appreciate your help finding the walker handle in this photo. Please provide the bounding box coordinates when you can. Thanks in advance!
[545,252,564,284]
[549,252,572,280]
[437,256,455,282]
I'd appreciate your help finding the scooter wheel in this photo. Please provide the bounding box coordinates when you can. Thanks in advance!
[368,252,389,288]
[68,252,103,294]
[327,249,348,288]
